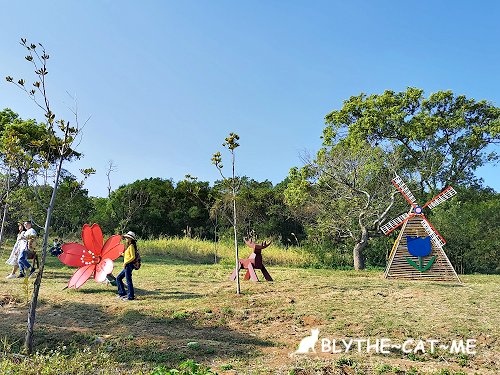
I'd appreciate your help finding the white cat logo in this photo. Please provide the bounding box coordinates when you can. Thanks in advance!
[294,328,320,354]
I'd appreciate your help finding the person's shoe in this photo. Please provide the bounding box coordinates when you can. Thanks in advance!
[17,273,25,278]
[116,294,127,299]
[6,274,17,279]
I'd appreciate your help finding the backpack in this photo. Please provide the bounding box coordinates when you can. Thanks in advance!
[132,248,142,270]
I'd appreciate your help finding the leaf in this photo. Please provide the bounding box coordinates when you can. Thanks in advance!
[405,257,421,271]
[421,256,436,272]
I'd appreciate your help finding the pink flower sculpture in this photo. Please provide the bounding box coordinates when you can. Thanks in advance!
[59,224,124,288]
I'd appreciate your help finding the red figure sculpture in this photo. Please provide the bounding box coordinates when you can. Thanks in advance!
[230,238,273,282]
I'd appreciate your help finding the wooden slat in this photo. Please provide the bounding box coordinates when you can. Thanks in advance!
[384,216,461,282]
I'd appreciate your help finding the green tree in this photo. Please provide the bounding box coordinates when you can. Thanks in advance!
[212,132,241,294]
[288,88,500,270]
[88,196,115,234]
[272,179,307,246]
[285,141,397,270]
[108,177,175,237]
[6,173,93,237]
[49,174,93,236]
[0,109,80,189]
[0,109,82,242]
[324,87,500,193]
[173,176,212,239]
[431,186,500,274]
[231,177,304,245]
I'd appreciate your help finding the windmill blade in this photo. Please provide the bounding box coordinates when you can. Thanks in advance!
[392,175,418,207]
[380,212,411,235]
[421,217,446,248]
[423,186,457,210]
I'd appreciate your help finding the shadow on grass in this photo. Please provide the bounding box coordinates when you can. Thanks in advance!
[161,291,204,300]
[2,300,274,368]
[74,288,202,301]
[38,269,74,280]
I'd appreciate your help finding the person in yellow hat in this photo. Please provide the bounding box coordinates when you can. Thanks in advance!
[116,231,137,300]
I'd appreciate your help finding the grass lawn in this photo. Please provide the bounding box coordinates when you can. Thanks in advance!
[0,243,498,374]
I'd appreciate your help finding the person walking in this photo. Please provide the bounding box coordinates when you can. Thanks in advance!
[17,220,37,278]
[116,231,137,301]
[5,223,26,279]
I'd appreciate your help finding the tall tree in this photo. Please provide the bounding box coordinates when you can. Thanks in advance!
[324,87,500,193]
[228,177,304,244]
[212,132,241,294]
[6,38,92,353]
[285,141,397,269]
[88,196,114,234]
[108,177,174,237]
[430,186,500,274]
[7,171,93,237]
[174,176,212,239]
[287,88,500,270]
[0,109,81,242]
[105,160,117,198]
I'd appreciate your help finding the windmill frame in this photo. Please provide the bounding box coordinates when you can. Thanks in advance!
[382,175,461,282]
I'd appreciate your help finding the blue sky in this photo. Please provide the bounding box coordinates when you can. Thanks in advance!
[1,0,499,197]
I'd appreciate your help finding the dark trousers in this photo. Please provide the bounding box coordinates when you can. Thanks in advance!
[116,263,135,299]
[18,250,32,275]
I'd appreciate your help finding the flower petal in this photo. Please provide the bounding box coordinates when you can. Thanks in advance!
[82,223,104,256]
[94,258,114,282]
[59,243,88,267]
[101,235,125,260]
[406,236,432,257]
[68,264,95,289]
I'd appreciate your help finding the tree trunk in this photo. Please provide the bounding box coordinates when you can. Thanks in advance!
[353,226,369,270]
[232,176,240,294]
[0,167,11,244]
[25,155,64,353]
[233,196,240,294]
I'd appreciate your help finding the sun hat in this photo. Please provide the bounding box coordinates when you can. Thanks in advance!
[123,231,137,241]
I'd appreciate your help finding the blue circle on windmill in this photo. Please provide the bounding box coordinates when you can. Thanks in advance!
[413,206,423,214]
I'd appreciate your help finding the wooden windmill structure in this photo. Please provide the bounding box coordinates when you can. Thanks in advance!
[381,175,461,282]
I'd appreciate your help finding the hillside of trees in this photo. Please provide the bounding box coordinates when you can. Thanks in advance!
[2,87,499,274]
[2,170,499,274]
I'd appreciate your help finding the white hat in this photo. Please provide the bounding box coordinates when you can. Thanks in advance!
[123,231,137,241]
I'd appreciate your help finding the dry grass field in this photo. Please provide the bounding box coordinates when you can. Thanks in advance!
[0,239,498,374]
